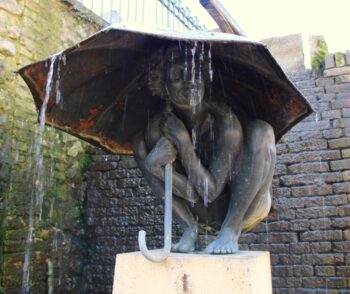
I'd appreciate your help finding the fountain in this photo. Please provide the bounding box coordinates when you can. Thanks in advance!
[19,21,313,293]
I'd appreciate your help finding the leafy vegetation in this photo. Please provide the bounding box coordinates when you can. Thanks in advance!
[311,39,329,72]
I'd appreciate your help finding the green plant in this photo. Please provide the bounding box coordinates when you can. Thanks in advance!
[311,40,329,72]
[78,154,93,171]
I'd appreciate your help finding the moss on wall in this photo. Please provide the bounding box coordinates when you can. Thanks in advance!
[0,0,102,292]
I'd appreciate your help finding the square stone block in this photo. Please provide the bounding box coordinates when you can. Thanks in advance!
[113,251,272,294]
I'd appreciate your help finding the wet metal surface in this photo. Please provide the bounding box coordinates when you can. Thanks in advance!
[19,24,313,154]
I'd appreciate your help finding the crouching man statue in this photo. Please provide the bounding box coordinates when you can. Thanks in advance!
[132,46,276,254]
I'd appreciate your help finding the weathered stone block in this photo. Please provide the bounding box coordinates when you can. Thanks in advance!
[287,161,329,174]
[345,50,350,65]
[344,230,350,240]
[333,118,350,128]
[291,184,332,197]
[322,128,344,139]
[288,140,327,152]
[331,217,350,229]
[303,253,344,265]
[301,277,328,288]
[321,109,341,120]
[272,277,302,288]
[342,149,350,158]
[326,83,350,93]
[315,266,335,276]
[329,138,350,149]
[290,242,310,254]
[261,34,304,72]
[343,108,350,117]
[324,66,350,77]
[334,52,346,67]
[333,241,350,252]
[322,194,348,206]
[309,242,332,253]
[296,207,338,219]
[316,77,335,87]
[338,204,350,216]
[273,265,293,277]
[289,219,309,231]
[332,97,350,110]
[300,87,324,95]
[278,150,340,164]
[273,197,304,210]
[309,218,331,230]
[257,232,298,243]
[330,159,350,171]
[336,266,350,277]
[291,120,330,132]
[324,54,335,69]
[335,74,350,84]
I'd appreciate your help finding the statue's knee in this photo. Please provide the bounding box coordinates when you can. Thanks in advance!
[246,120,275,154]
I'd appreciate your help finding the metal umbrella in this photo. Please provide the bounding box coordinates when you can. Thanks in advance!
[19,23,313,261]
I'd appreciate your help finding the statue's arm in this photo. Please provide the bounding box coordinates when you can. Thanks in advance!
[162,105,243,203]
[132,133,199,203]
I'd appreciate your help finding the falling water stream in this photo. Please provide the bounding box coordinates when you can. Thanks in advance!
[21,54,58,294]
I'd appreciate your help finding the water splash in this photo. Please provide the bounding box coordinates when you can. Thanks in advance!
[35,54,58,219]
[198,42,204,81]
[22,54,58,293]
[184,46,188,81]
[208,43,213,82]
[190,41,197,85]
[191,127,197,150]
[55,57,62,106]
[121,95,129,130]
[186,182,194,207]
[21,200,34,294]
[203,177,209,207]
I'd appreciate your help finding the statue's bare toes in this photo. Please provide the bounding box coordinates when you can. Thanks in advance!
[203,236,239,254]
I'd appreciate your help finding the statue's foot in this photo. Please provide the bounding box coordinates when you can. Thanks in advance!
[172,227,198,253]
[203,228,239,254]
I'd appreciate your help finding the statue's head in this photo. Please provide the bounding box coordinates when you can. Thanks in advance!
[148,44,212,107]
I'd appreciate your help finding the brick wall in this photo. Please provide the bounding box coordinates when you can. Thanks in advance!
[0,1,102,292]
[239,54,350,293]
[81,54,350,293]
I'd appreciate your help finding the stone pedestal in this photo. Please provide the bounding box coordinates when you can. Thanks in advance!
[113,251,272,294]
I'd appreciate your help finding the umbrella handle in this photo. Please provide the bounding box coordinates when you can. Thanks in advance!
[138,162,173,262]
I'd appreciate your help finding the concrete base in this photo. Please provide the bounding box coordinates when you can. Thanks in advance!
[113,251,272,294]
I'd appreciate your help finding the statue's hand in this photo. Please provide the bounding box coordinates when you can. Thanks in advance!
[160,113,190,149]
[144,137,177,176]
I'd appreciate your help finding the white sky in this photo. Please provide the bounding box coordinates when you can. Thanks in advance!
[81,0,350,54]
[190,0,350,54]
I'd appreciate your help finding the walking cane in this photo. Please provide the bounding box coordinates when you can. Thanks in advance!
[138,162,173,262]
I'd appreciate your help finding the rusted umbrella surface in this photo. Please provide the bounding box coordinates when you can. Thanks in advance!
[19,23,313,154]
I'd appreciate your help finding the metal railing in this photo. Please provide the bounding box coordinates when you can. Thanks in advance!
[77,0,206,31]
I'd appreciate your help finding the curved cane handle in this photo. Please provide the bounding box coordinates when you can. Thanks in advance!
[138,163,173,262]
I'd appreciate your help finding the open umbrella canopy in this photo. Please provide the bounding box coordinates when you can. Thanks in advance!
[19,23,313,154]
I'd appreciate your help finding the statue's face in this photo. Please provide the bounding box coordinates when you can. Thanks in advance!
[165,58,205,107]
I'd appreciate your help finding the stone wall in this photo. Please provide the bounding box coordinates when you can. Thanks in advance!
[81,55,350,293]
[0,1,102,293]
[239,63,350,293]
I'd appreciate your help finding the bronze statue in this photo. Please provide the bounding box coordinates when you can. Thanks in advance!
[20,25,312,257]
[133,47,276,254]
